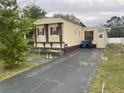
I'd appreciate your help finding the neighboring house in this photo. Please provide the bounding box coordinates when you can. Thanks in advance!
[33,17,107,51]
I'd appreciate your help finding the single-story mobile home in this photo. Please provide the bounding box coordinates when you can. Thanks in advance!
[33,17,107,51]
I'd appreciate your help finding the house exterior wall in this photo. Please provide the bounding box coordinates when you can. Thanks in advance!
[63,20,83,47]
[35,24,61,43]
[37,25,46,42]
[35,23,64,48]
[48,24,60,42]
[34,17,83,49]
[97,32,108,48]
[34,18,64,48]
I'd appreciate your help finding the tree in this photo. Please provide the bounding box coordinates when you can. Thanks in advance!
[23,5,47,45]
[23,5,47,20]
[107,27,124,37]
[0,0,32,69]
[106,16,123,27]
[105,16,124,37]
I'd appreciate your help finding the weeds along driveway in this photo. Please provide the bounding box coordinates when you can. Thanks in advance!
[0,49,103,93]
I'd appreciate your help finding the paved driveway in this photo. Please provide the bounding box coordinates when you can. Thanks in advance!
[0,49,103,93]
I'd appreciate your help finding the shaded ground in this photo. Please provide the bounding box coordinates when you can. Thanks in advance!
[0,49,103,93]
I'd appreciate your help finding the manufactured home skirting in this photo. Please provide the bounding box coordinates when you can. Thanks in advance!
[34,43,81,51]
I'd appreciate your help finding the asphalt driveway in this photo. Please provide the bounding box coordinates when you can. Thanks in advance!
[0,49,103,93]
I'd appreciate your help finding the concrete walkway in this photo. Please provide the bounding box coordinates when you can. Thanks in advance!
[0,49,103,93]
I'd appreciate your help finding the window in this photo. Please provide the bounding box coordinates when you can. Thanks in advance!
[50,27,59,35]
[99,34,103,38]
[37,28,45,35]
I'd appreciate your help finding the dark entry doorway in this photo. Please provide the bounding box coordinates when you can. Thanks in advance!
[84,31,96,48]
[85,31,93,41]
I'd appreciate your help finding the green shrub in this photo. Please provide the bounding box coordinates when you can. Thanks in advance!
[0,0,31,69]
[0,32,28,69]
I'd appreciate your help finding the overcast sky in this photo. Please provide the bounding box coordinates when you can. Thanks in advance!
[19,0,124,26]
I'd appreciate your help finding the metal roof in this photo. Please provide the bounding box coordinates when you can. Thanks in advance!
[34,17,85,27]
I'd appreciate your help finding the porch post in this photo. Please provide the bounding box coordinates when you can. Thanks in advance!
[34,27,37,47]
[58,23,63,48]
[44,24,49,42]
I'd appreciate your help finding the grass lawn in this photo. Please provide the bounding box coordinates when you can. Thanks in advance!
[0,62,40,81]
[0,52,56,81]
[88,44,124,93]
[30,53,47,59]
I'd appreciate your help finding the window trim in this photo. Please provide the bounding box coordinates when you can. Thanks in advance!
[50,26,59,35]
[37,27,45,35]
